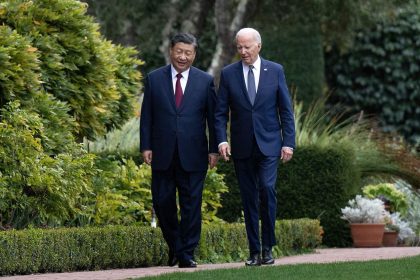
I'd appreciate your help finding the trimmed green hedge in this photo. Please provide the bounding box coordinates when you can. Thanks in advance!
[0,219,321,275]
[217,145,360,247]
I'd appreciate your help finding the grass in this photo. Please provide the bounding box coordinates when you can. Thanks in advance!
[137,255,420,280]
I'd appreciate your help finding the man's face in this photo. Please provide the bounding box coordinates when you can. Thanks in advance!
[236,33,261,65]
[169,42,196,73]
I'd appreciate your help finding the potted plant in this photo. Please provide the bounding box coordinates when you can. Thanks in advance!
[341,195,390,247]
[383,222,400,247]
[363,183,408,215]
[384,212,415,246]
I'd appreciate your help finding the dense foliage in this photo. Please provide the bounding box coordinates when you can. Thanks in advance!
[0,0,142,140]
[74,157,227,227]
[327,7,420,145]
[0,25,76,154]
[0,0,143,229]
[0,102,96,229]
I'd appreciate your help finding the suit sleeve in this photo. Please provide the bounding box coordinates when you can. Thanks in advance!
[206,77,218,154]
[140,75,152,151]
[277,68,296,149]
[214,70,230,145]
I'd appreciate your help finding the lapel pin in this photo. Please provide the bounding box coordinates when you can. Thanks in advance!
[264,68,267,71]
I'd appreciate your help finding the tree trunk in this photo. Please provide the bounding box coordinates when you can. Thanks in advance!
[207,0,258,85]
[159,0,181,64]
[181,0,214,36]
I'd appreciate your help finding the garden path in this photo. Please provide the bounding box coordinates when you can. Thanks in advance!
[2,247,420,280]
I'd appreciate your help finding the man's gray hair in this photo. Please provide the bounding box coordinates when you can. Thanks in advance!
[235,28,262,44]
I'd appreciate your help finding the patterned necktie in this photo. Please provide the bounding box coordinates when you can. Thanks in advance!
[175,73,183,108]
[247,65,256,105]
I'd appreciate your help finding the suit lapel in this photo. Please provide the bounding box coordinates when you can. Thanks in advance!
[234,62,252,106]
[255,58,269,105]
[178,67,196,111]
[163,65,177,109]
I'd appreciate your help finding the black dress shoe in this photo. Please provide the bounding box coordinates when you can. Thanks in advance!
[167,250,178,267]
[262,248,275,265]
[245,253,261,266]
[178,259,197,268]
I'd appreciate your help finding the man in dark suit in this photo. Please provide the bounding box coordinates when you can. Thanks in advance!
[215,28,296,266]
[140,33,218,268]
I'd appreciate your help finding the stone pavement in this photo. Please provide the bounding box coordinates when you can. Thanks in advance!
[2,247,420,280]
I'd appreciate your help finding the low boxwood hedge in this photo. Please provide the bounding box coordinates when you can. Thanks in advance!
[0,219,321,275]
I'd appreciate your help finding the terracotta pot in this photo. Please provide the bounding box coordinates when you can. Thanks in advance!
[383,231,399,247]
[350,223,385,247]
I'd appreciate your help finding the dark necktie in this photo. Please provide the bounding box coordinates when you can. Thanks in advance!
[247,65,256,105]
[175,73,183,108]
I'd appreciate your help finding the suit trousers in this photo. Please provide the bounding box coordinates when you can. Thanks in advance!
[151,146,206,262]
[233,137,279,255]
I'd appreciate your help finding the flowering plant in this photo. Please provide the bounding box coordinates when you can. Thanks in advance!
[388,212,415,240]
[341,195,390,224]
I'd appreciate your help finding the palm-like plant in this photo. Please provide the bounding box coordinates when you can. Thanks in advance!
[294,93,419,189]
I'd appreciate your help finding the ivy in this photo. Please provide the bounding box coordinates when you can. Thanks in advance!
[327,7,420,145]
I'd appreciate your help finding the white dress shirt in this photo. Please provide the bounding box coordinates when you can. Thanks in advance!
[171,65,189,94]
[242,56,261,93]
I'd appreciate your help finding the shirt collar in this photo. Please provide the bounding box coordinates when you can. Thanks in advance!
[242,56,261,72]
[171,65,190,79]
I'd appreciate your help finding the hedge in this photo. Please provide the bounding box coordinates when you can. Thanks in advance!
[0,219,321,275]
[217,145,360,247]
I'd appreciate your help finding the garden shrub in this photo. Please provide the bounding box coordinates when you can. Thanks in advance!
[0,0,142,140]
[72,157,228,227]
[0,102,96,229]
[0,219,322,275]
[0,25,75,154]
[0,0,143,229]
[75,157,153,226]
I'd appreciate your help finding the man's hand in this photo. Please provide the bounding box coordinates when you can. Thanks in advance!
[142,150,153,165]
[208,153,219,169]
[281,147,293,163]
[218,143,231,161]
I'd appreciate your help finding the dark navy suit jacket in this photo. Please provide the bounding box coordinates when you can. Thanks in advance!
[140,65,217,171]
[215,59,295,159]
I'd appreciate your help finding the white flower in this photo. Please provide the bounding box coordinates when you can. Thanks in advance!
[390,212,415,240]
[341,195,390,223]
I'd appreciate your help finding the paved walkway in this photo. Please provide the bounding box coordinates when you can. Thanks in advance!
[2,247,420,280]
